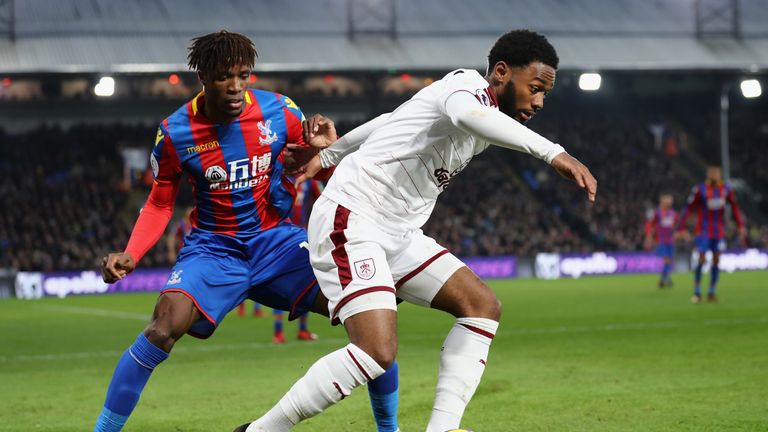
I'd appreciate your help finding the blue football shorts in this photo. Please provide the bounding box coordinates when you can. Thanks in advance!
[655,244,674,259]
[694,236,726,254]
[161,224,320,338]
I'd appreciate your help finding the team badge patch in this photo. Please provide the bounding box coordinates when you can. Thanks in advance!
[354,258,376,280]
[257,120,278,146]
[150,153,159,178]
[167,270,183,285]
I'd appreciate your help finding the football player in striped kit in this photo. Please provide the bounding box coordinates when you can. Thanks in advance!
[94,31,399,432]
[678,165,746,303]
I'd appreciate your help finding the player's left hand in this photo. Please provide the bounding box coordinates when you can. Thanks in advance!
[302,114,338,149]
[283,143,320,175]
[550,152,597,202]
[644,237,653,251]
[738,226,748,247]
[294,154,323,186]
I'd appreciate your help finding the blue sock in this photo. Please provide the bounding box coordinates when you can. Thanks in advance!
[661,262,671,283]
[273,310,283,334]
[694,262,703,295]
[94,334,168,432]
[298,314,308,331]
[368,360,399,432]
[709,263,720,295]
[253,302,262,313]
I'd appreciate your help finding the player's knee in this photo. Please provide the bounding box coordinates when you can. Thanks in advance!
[143,322,175,352]
[357,339,397,370]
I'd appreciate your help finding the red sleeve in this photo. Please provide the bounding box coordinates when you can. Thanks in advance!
[677,187,700,232]
[124,179,180,263]
[124,123,182,263]
[727,188,745,229]
[644,213,657,237]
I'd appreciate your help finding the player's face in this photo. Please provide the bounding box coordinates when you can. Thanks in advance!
[495,61,556,123]
[660,195,673,208]
[707,166,722,183]
[201,64,251,120]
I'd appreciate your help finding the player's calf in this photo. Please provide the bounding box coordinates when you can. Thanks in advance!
[94,293,198,432]
[425,267,500,432]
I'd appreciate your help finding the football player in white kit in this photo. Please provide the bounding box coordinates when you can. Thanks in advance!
[235,30,597,432]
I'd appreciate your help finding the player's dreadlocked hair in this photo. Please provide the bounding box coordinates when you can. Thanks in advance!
[488,29,559,71]
[187,30,257,74]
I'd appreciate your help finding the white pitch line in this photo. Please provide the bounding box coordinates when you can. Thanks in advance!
[2,315,766,363]
[33,304,151,321]
[500,316,768,336]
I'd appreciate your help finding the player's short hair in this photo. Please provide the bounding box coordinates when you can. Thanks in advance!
[488,29,559,71]
[187,30,257,74]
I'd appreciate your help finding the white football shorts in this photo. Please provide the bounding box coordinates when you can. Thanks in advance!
[307,195,466,324]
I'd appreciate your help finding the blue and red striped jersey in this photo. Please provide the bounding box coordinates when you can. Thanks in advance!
[292,179,323,229]
[151,88,305,237]
[645,207,678,245]
[678,181,744,240]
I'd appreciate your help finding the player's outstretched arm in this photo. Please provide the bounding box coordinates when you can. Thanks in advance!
[445,92,565,163]
[317,113,391,167]
[288,113,392,182]
[99,178,179,283]
[550,152,597,202]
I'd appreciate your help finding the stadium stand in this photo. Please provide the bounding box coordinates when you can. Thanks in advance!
[2,94,766,271]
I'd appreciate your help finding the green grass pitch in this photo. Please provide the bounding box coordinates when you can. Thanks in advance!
[1,271,767,431]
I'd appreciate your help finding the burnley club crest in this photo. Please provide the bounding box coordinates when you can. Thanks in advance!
[354,258,376,280]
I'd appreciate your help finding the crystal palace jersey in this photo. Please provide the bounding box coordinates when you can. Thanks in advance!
[323,69,495,231]
[679,181,744,240]
[151,88,305,237]
[646,207,677,245]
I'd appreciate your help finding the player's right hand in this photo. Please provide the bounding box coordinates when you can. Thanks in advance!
[101,252,136,284]
[550,152,597,202]
[302,114,338,149]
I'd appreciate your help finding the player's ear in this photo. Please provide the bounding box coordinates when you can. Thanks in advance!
[492,61,509,82]
[197,71,207,87]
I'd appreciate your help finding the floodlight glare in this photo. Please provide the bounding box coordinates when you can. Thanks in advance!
[740,79,762,98]
[94,76,115,97]
[579,73,601,91]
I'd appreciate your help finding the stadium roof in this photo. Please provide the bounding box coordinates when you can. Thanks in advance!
[1,0,768,73]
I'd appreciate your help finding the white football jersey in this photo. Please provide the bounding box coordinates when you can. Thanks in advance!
[323,68,496,231]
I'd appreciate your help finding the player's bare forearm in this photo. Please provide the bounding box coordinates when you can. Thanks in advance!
[550,152,597,202]
[283,143,320,175]
[294,154,324,186]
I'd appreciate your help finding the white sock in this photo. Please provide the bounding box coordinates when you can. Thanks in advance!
[426,317,498,432]
[246,343,385,432]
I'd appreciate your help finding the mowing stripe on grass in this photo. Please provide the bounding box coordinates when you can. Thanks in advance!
[3,315,765,363]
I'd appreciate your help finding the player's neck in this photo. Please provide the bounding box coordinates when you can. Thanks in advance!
[200,95,239,124]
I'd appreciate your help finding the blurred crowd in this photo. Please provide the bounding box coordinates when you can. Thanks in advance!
[2,107,766,271]
[0,124,160,271]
